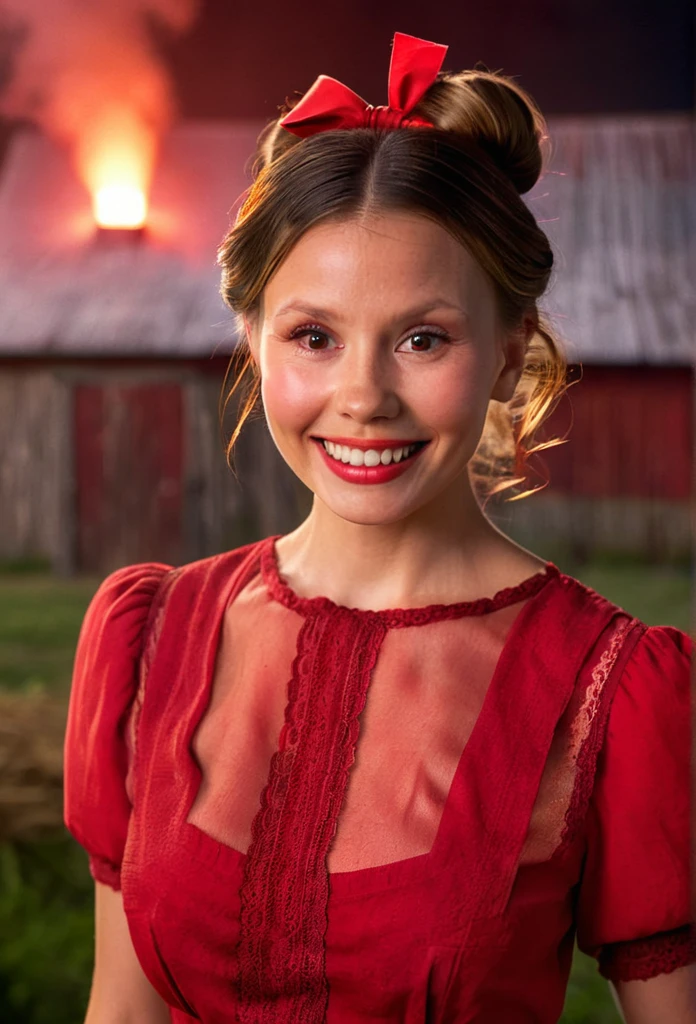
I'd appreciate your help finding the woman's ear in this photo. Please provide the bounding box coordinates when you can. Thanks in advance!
[490,314,536,403]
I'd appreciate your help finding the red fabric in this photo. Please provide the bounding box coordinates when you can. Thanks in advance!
[278,32,447,138]
[63,535,695,1023]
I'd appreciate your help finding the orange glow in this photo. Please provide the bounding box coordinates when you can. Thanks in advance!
[94,185,147,228]
[77,105,154,230]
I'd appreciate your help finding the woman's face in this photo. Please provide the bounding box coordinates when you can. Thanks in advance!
[246,211,527,527]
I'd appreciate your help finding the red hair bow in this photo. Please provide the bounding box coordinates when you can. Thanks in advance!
[279,31,448,138]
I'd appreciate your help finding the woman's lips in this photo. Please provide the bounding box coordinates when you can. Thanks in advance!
[312,437,429,485]
[314,435,428,451]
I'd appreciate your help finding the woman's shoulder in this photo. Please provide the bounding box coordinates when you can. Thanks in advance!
[72,557,177,667]
[608,620,692,733]
[545,561,693,663]
[73,536,272,672]
[162,536,271,589]
[527,563,692,737]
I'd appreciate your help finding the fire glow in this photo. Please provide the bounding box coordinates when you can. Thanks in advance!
[79,108,154,231]
[0,1,202,236]
[94,184,147,229]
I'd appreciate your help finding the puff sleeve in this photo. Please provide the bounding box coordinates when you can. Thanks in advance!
[575,624,695,981]
[63,562,172,890]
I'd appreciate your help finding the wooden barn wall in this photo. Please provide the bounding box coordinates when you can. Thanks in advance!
[0,360,308,575]
[492,365,693,561]
[0,361,691,572]
[184,377,308,561]
[73,380,185,573]
[536,365,693,499]
[0,370,72,571]
[66,365,306,575]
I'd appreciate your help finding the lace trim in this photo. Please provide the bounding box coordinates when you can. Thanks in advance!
[234,609,387,1023]
[260,534,561,627]
[557,616,636,850]
[598,923,696,981]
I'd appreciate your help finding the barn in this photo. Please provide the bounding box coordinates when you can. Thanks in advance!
[0,115,692,575]
[509,114,694,562]
[0,122,309,576]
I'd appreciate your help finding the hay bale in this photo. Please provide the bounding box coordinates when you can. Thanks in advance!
[0,691,67,841]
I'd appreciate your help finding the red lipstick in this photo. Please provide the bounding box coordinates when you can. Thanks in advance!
[312,438,429,485]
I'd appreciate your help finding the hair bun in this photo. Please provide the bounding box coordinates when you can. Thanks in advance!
[416,65,548,194]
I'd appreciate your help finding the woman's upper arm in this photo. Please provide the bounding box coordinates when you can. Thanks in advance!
[84,881,171,1024]
[64,561,172,889]
[611,962,696,1024]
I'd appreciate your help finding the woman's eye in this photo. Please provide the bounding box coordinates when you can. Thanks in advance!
[291,327,334,352]
[306,332,329,350]
[398,331,447,353]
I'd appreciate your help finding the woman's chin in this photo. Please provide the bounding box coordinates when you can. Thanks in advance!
[310,484,434,528]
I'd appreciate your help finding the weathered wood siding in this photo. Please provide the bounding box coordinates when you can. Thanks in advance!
[0,360,690,571]
[183,376,308,560]
[496,495,691,562]
[74,380,185,573]
[489,365,693,561]
[0,361,307,574]
[0,369,72,571]
[539,366,693,498]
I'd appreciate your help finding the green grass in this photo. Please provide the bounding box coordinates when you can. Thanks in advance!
[0,839,93,1024]
[561,949,623,1023]
[0,576,101,694]
[0,555,690,1023]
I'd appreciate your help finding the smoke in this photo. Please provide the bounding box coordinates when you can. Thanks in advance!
[0,0,200,198]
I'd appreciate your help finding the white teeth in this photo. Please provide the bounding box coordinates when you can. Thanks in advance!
[322,440,424,465]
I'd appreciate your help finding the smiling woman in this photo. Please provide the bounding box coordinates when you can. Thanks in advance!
[219,57,564,511]
[63,31,694,1024]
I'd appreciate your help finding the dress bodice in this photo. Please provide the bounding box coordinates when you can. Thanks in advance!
[63,535,695,1023]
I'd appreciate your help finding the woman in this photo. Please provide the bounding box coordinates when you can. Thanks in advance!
[64,32,694,1024]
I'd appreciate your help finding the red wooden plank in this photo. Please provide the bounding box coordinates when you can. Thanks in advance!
[535,367,692,499]
[74,382,184,573]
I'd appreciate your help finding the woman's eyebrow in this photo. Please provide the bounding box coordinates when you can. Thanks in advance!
[272,300,469,322]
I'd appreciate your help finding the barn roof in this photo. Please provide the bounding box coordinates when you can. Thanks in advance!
[0,116,693,364]
[537,114,694,366]
[0,122,257,359]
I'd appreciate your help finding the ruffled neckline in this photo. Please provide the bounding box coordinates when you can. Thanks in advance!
[259,534,561,628]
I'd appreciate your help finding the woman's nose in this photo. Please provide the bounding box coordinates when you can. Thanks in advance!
[334,350,401,422]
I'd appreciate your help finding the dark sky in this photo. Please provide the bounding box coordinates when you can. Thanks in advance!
[0,0,692,165]
[164,0,695,119]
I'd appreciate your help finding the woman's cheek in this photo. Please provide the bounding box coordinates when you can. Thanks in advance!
[417,372,482,441]
[261,364,325,454]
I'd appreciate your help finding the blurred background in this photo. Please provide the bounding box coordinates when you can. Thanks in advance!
[0,1,693,1021]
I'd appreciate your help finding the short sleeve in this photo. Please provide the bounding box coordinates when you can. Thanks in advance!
[63,562,172,890]
[576,624,695,981]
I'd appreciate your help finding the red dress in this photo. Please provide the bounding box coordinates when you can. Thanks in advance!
[64,535,695,1023]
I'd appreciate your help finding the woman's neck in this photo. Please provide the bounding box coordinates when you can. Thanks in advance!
[273,477,545,611]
